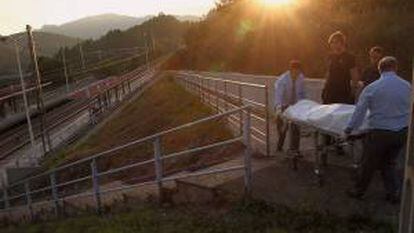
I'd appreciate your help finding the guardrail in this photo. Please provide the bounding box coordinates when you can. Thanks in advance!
[0,106,252,221]
[173,71,270,156]
[0,67,156,164]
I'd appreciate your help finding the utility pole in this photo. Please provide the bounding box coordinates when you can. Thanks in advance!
[26,24,51,154]
[150,30,155,71]
[62,48,69,92]
[14,40,36,166]
[79,42,86,70]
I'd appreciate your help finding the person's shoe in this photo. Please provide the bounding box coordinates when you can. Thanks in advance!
[346,190,364,200]
[385,194,400,205]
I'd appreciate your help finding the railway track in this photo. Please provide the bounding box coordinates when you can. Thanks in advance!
[0,99,91,160]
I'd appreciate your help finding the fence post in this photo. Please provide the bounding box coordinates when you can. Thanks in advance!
[91,159,102,214]
[153,137,163,203]
[2,187,9,210]
[198,77,202,99]
[215,80,219,113]
[243,107,252,197]
[224,81,228,111]
[24,182,34,220]
[238,85,243,134]
[50,171,60,217]
[206,79,210,106]
[201,79,205,103]
[265,85,270,156]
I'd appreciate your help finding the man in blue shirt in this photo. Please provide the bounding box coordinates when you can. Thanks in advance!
[345,56,411,203]
[274,60,306,153]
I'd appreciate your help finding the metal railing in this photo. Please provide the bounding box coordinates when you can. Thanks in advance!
[0,106,252,220]
[173,71,270,156]
[0,67,155,162]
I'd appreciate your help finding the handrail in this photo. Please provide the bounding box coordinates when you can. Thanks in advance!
[0,105,253,217]
[179,72,266,89]
[175,71,271,156]
[7,106,251,188]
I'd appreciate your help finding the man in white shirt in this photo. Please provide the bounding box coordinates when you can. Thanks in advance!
[274,60,306,153]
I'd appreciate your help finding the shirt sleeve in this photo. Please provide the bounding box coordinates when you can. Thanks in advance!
[347,87,370,130]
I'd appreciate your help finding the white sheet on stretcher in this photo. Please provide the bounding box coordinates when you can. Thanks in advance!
[283,100,369,136]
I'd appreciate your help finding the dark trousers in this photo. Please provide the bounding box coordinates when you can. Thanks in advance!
[276,116,300,151]
[355,128,407,196]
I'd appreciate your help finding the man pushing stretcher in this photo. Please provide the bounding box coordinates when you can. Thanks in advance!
[274,60,306,154]
[280,56,410,204]
[345,56,411,204]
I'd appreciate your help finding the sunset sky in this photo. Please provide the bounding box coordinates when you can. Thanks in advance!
[0,0,217,35]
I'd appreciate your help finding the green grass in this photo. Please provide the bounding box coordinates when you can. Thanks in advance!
[39,75,240,188]
[3,200,394,233]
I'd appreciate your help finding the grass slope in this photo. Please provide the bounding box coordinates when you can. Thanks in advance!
[45,75,240,185]
[3,200,393,233]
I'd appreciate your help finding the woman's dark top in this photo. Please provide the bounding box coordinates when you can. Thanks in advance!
[322,52,356,104]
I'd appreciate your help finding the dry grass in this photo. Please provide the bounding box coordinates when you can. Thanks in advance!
[48,75,242,184]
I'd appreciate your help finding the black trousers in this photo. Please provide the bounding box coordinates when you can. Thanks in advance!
[276,116,300,152]
[355,128,407,196]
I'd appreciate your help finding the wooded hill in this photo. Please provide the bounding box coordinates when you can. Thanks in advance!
[170,0,414,79]
[39,14,191,85]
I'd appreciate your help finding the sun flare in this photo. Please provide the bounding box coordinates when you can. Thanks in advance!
[260,0,294,7]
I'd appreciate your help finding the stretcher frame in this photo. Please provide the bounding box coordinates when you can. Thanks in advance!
[281,115,366,186]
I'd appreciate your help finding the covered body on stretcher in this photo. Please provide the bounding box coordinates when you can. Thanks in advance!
[281,100,369,185]
[283,99,369,137]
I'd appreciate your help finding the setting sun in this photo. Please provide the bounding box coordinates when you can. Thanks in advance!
[260,0,294,7]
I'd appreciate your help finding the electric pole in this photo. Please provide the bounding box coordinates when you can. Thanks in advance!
[26,24,51,154]
[62,48,69,92]
[14,40,36,166]
[79,42,86,70]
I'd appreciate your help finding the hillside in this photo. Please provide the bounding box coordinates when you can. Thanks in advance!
[40,13,200,40]
[171,0,414,79]
[0,31,79,76]
[50,15,190,78]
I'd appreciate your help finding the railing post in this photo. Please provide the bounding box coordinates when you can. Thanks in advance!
[2,187,9,210]
[50,171,60,217]
[91,159,102,214]
[205,79,211,105]
[243,108,252,197]
[265,85,270,156]
[238,85,243,134]
[153,137,163,203]
[24,182,34,220]
[201,78,205,103]
[215,80,219,113]
[198,78,202,100]
[224,81,228,111]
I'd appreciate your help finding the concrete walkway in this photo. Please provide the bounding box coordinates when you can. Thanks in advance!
[179,153,400,222]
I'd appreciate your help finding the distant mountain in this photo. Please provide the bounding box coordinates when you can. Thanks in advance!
[0,32,79,76]
[39,13,201,40]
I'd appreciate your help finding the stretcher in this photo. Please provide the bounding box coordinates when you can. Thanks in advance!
[281,100,368,185]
